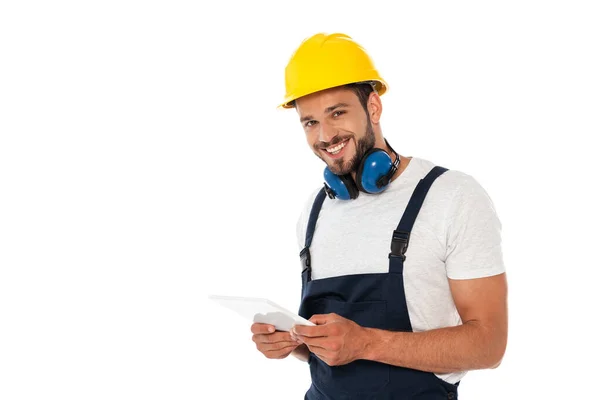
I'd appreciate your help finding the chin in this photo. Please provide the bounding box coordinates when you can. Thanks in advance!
[328,162,351,176]
[317,149,354,175]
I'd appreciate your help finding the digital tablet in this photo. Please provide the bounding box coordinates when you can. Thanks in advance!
[208,295,315,332]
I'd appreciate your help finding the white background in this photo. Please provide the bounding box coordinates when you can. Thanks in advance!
[1,1,599,399]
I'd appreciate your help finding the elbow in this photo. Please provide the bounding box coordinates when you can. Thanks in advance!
[485,339,507,370]
[482,322,507,370]
[479,350,504,370]
[489,356,503,369]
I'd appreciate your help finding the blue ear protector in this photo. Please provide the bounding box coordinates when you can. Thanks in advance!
[323,138,400,200]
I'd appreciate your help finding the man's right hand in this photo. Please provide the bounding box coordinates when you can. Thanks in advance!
[251,323,303,359]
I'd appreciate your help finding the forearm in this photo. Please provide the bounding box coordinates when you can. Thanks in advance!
[362,321,505,374]
[291,344,310,362]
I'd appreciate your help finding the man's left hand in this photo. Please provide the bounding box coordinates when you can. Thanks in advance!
[291,313,368,366]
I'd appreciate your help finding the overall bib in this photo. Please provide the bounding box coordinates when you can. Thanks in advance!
[298,166,460,400]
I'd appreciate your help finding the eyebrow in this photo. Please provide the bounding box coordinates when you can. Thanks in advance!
[300,102,350,123]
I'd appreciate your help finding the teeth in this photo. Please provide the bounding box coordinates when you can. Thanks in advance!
[326,140,347,154]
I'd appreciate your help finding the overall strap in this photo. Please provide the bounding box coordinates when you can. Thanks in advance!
[389,166,448,273]
[300,188,327,282]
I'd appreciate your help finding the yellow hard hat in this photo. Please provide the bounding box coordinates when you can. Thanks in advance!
[279,33,388,109]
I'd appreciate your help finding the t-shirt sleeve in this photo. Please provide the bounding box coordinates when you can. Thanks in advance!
[444,175,506,280]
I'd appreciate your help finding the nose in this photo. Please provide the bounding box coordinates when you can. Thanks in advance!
[318,121,337,144]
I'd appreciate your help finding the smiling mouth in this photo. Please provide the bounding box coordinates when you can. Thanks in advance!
[321,139,350,159]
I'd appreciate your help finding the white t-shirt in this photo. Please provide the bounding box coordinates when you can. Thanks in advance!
[296,156,505,384]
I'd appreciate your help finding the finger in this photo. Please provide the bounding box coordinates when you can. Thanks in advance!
[253,331,294,344]
[258,340,300,352]
[251,323,275,334]
[298,336,332,350]
[293,324,328,338]
[289,331,303,343]
[264,344,299,359]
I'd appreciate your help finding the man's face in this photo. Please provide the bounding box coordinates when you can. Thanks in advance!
[295,86,375,176]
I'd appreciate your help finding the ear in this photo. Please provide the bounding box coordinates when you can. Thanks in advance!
[367,91,383,125]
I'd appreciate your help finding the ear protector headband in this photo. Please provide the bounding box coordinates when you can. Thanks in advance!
[323,138,400,200]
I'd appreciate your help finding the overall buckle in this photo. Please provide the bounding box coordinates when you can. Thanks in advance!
[389,230,410,261]
[299,247,312,281]
[300,247,311,269]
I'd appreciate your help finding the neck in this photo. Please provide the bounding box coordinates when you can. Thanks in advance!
[389,154,412,183]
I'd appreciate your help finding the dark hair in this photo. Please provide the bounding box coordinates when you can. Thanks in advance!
[344,82,375,114]
[290,81,375,112]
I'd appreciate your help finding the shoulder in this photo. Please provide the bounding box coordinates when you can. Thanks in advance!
[435,164,501,231]
[443,170,498,216]
[413,157,491,197]
[409,157,499,223]
[401,156,469,189]
[405,157,475,203]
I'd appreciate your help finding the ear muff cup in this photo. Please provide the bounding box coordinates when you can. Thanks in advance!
[322,138,398,200]
[323,168,359,200]
[355,147,394,194]
[339,174,359,199]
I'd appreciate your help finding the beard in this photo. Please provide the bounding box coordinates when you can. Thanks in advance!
[317,120,376,176]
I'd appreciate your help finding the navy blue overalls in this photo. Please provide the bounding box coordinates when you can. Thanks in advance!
[298,166,460,400]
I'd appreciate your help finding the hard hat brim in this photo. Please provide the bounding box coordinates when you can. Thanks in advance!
[278,79,388,109]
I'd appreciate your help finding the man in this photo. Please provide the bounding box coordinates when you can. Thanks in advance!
[251,32,508,399]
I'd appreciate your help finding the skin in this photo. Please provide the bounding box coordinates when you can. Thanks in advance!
[251,86,508,373]
[294,85,412,182]
[251,323,304,360]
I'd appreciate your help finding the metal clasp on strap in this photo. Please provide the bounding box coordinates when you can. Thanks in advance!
[389,230,410,261]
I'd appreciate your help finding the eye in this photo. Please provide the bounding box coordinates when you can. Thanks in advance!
[332,110,346,117]
[304,120,318,128]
